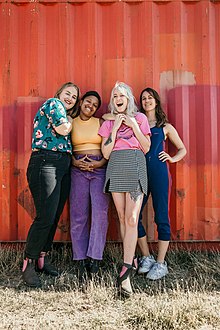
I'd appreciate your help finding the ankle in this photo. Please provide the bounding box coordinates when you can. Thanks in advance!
[132,257,138,270]
[22,258,34,272]
[120,263,132,277]
[38,252,47,270]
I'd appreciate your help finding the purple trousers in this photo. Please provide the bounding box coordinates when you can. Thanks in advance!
[69,162,109,260]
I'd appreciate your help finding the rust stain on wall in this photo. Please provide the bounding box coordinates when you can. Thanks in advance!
[17,187,35,220]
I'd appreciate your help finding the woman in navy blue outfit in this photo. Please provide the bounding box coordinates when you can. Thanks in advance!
[137,87,187,280]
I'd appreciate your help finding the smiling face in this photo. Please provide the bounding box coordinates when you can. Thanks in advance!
[141,91,157,114]
[80,95,99,120]
[59,86,78,110]
[113,88,128,113]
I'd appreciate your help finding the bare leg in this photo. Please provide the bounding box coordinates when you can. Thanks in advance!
[112,191,143,294]
[157,240,169,263]
[112,192,144,264]
[112,192,126,240]
[138,238,169,262]
[137,236,150,257]
[123,192,143,265]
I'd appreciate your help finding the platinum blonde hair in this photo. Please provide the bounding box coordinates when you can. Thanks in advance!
[108,81,138,116]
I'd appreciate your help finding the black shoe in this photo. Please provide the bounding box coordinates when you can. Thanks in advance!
[36,255,59,277]
[77,260,89,287]
[89,259,100,275]
[22,259,41,288]
[117,263,133,297]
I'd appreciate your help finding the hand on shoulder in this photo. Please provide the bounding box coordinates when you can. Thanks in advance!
[102,113,115,121]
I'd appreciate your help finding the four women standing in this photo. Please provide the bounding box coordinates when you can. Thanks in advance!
[23,81,186,292]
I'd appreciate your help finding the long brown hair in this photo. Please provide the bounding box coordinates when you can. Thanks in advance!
[54,82,80,118]
[140,87,168,127]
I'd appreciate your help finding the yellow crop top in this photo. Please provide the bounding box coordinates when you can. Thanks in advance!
[71,116,102,152]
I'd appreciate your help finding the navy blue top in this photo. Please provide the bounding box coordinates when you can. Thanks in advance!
[146,125,169,181]
[146,126,165,160]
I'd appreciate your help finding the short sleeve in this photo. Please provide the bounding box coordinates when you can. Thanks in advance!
[136,113,151,136]
[98,120,112,137]
[44,98,68,127]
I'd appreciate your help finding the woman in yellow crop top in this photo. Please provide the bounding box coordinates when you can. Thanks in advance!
[69,91,109,283]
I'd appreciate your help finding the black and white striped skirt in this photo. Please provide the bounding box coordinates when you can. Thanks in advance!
[104,149,148,195]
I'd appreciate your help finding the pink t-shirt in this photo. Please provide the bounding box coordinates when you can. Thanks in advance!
[98,112,151,153]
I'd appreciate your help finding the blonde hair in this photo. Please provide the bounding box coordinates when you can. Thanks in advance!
[108,81,138,117]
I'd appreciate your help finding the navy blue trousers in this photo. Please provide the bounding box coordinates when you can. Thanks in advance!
[138,155,171,241]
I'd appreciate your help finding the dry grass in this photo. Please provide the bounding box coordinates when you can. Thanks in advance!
[0,243,219,330]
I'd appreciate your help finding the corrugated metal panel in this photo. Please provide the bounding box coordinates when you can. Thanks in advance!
[0,0,220,242]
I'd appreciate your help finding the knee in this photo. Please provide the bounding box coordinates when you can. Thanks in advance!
[126,215,138,228]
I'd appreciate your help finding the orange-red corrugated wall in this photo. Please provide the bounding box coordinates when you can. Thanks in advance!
[0,0,220,243]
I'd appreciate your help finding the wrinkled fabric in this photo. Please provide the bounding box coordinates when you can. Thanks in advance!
[25,150,71,259]
[138,126,171,240]
[70,166,109,260]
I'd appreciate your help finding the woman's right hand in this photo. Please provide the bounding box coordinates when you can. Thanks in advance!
[113,114,125,131]
[72,155,89,170]
[101,114,124,160]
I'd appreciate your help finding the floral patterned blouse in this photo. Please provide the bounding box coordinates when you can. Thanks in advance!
[31,98,72,154]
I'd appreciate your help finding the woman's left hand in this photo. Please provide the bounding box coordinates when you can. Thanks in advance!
[158,151,174,163]
[123,116,138,129]
[67,115,73,123]
[83,156,105,172]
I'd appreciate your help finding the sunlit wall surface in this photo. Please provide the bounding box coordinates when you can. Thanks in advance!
[0,0,219,242]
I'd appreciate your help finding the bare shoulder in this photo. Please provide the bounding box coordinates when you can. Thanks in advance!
[164,123,177,134]
[163,123,186,152]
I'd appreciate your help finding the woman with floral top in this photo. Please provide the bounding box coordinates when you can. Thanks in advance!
[22,82,80,288]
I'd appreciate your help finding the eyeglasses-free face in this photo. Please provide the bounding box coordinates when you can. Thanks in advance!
[59,86,78,110]
[141,91,157,113]
[80,96,99,120]
[113,89,128,114]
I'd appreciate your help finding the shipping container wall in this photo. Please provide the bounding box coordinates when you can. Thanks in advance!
[0,0,220,242]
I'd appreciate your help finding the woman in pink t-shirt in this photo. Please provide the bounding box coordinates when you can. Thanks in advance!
[99,82,151,296]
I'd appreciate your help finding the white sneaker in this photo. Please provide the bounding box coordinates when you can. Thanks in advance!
[138,255,156,274]
[146,261,168,280]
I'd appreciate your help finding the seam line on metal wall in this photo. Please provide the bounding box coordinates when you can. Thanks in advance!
[2,0,220,4]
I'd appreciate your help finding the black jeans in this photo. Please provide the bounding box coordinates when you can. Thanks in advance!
[25,150,71,259]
